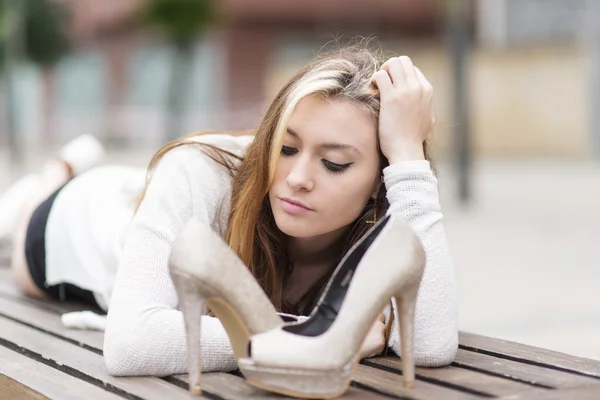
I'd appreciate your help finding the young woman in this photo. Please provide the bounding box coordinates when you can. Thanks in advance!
[6,44,457,378]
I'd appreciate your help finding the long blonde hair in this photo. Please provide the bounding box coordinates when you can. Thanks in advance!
[142,43,432,318]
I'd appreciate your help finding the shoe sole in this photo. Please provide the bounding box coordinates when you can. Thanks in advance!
[239,357,357,399]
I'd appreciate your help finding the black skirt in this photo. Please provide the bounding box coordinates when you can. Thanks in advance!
[24,183,100,308]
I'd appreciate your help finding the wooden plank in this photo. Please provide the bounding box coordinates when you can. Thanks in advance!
[454,348,600,389]
[175,361,489,400]
[0,314,205,400]
[6,264,595,399]
[172,373,297,400]
[0,293,104,350]
[366,356,539,397]
[0,345,121,400]
[173,362,484,400]
[0,291,387,399]
[352,364,483,400]
[332,388,389,400]
[0,374,50,400]
[498,384,600,399]
[0,275,388,399]
[172,371,388,400]
[460,332,600,378]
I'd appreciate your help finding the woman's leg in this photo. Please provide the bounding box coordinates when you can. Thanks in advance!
[8,134,104,298]
[0,173,39,245]
[10,160,72,299]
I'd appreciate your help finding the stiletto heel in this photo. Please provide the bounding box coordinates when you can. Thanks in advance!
[172,273,207,395]
[394,281,419,388]
[169,218,283,395]
[238,214,426,398]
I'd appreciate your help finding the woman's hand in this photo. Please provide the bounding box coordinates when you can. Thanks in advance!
[372,56,435,164]
[359,312,387,359]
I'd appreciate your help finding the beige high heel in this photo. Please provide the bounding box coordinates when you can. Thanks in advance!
[238,214,425,399]
[168,218,283,395]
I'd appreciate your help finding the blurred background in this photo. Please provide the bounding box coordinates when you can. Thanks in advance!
[1,0,599,359]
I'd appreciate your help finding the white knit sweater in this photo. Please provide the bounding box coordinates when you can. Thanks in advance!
[103,134,457,376]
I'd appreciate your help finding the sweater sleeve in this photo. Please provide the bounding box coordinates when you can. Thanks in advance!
[382,160,458,367]
[103,146,238,376]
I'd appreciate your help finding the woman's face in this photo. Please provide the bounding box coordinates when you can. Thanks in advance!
[269,94,381,239]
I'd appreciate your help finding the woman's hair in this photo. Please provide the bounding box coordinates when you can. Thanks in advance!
[142,42,432,321]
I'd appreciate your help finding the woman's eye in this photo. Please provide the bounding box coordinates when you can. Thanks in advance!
[323,160,352,174]
[281,145,298,156]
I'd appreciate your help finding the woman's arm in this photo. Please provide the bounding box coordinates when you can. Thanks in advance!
[104,146,238,376]
[383,160,458,367]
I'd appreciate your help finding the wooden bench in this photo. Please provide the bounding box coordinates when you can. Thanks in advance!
[1,267,599,400]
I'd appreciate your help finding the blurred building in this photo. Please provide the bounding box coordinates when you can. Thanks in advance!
[474,0,597,159]
[39,0,442,147]
[4,0,599,160]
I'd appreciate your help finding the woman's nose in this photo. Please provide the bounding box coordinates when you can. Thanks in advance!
[286,158,314,191]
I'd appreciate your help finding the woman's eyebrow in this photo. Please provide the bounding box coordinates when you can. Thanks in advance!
[286,127,360,154]
[286,127,300,138]
[320,143,359,154]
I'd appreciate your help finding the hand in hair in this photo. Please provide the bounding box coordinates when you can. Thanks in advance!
[372,55,435,164]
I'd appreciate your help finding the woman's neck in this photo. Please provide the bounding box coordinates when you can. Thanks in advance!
[286,225,349,266]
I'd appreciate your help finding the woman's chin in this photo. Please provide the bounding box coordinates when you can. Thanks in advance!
[273,213,315,238]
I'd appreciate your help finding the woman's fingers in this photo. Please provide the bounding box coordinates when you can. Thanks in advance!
[376,54,434,161]
[415,66,434,98]
[378,56,432,101]
[380,56,421,90]
[415,67,436,126]
[398,56,419,90]
[372,69,393,93]
[380,57,406,86]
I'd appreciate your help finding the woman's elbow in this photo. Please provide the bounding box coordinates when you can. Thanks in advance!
[104,336,134,376]
[415,331,458,367]
[103,328,151,376]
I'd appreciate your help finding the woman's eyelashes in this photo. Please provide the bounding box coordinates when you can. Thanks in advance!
[281,145,298,156]
[322,160,352,174]
[280,145,353,174]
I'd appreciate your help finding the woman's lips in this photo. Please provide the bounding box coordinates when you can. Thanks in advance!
[279,198,313,215]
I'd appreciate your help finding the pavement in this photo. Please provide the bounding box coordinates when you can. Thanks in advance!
[439,160,600,360]
[2,145,599,360]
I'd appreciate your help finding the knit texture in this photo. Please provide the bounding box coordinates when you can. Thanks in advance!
[382,161,458,367]
[103,135,457,376]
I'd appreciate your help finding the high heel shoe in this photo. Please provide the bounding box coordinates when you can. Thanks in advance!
[238,214,425,399]
[168,218,283,395]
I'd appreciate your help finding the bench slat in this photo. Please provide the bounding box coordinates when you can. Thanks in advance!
[160,354,484,399]
[0,345,121,400]
[0,374,50,400]
[0,293,105,350]
[175,370,400,399]
[3,263,597,399]
[460,332,600,378]
[175,365,481,400]
[352,364,483,400]
[366,356,539,397]
[454,348,600,388]
[0,270,469,399]
[172,373,298,400]
[0,314,206,400]
[0,281,389,399]
[0,283,388,399]
[498,384,600,399]
[173,372,387,400]
[0,275,389,399]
